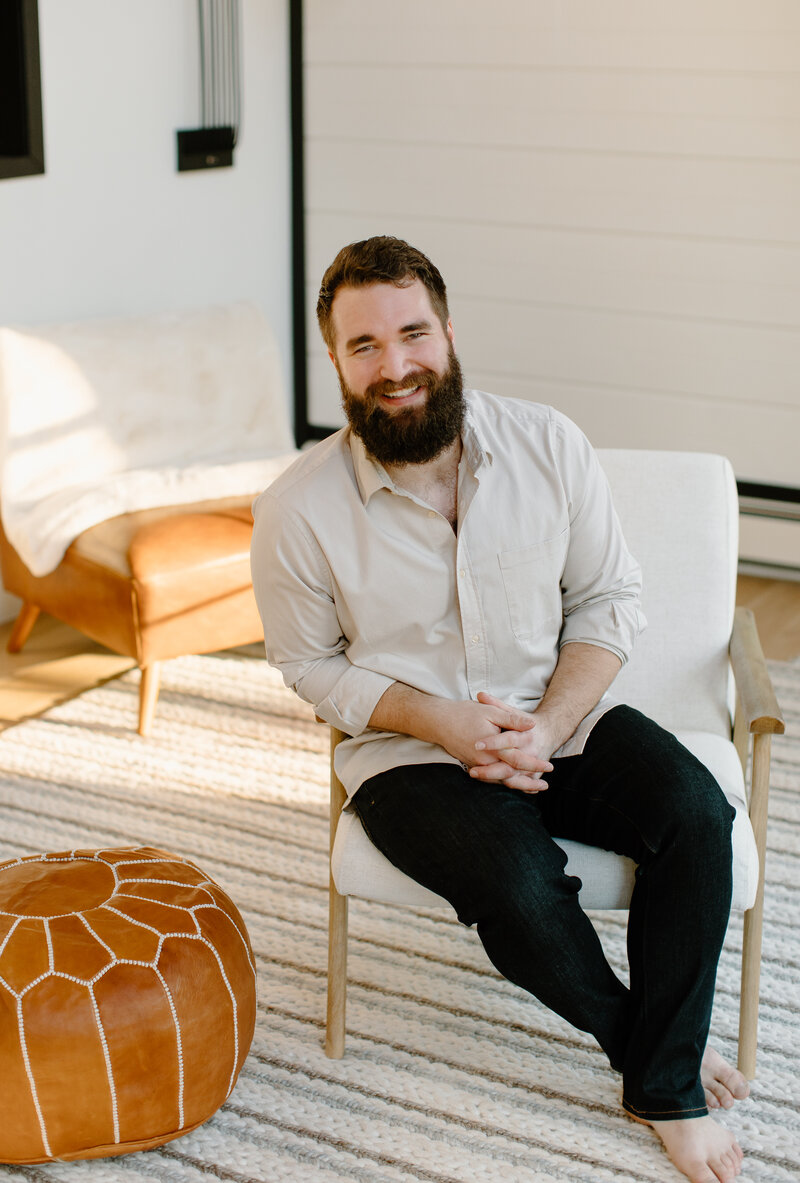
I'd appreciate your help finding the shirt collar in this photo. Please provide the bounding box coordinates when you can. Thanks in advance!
[462,390,493,472]
[348,430,392,505]
[347,389,493,506]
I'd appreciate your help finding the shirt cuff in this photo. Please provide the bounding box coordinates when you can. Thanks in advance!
[559,601,646,667]
[314,665,396,737]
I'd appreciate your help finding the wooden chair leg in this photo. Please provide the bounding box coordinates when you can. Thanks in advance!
[738,732,772,1079]
[326,881,348,1058]
[137,662,161,736]
[739,905,762,1080]
[6,603,41,653]
[325,726,349,1058]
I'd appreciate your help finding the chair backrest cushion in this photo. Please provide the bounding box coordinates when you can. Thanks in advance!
[598,450,737,738]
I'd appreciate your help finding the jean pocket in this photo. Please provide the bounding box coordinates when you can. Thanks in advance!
[498,530,568,639]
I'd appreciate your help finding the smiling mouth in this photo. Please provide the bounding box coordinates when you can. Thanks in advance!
[380,384,425,402]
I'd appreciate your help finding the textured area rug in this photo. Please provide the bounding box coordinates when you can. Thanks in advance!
[0,651,798,1182]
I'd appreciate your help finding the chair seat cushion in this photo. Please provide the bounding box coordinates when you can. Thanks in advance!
[0,846,256,1164]
[331,730,757,913]
[72,496,257,578]
[67,499,264,663]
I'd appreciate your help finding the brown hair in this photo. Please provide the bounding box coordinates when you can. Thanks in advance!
[316,236,450,351]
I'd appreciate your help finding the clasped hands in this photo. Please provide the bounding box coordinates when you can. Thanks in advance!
[439,691,555,794]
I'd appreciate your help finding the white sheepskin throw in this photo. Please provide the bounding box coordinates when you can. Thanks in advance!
[0,303,298,576]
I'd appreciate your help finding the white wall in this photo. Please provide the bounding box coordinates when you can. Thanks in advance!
[303,0,800,566]
[0,0,292,619]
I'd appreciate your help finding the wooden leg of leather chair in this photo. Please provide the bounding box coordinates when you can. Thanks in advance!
[326,727,349,1058]
[138,662,161,737]
[6,603,41,653]
[738,732,772,1079]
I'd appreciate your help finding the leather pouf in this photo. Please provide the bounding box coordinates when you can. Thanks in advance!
[0,846,257,1164]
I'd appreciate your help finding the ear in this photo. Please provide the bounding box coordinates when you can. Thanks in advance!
[327,349,337,368]
[446,318,455,346]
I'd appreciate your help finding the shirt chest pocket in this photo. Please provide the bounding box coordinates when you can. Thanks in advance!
[498,529,568,640]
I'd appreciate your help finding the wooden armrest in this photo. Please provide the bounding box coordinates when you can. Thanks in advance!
[729,607,785,736]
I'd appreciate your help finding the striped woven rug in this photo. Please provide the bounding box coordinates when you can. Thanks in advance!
[0,650,798,1182]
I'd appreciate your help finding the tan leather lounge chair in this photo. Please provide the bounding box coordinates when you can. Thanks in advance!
[0,495,263,735]
[0,303,296,733]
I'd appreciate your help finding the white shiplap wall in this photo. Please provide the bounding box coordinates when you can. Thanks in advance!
[303,1,800,562]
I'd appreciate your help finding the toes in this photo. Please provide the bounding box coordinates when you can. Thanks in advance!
[718,1065,750,1102]
[700,1047,750,1107]
[704,1080,733,1109]
[650,1113,744,1183]
[715,1144,744,1181]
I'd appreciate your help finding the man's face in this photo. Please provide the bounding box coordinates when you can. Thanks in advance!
[328,280,464,466]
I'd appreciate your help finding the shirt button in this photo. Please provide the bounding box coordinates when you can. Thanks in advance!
[427,510,437,518]
[471,634,480,644]
[458,568,466,578]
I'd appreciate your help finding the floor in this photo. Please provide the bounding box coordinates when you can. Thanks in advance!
[0,613,134,730]
[0,575,797,733]
[735,574,800,664]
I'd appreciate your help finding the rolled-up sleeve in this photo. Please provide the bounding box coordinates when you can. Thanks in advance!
[250,491,394,736]
[555,417,646,665]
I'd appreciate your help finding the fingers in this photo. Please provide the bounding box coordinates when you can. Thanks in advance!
[475,731,552,761]
[473,735,554,776]
[469,758,515,779]
[468,762,549,793]
[476,691,536,731]
[505,777,549,794]
[474,733,515,752]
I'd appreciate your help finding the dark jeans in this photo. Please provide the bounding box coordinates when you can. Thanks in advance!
[352,705,735,1120]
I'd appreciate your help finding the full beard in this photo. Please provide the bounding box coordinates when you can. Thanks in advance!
[339,345,465,466]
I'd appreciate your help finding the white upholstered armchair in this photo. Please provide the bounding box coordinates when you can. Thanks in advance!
[324,450,784,1076]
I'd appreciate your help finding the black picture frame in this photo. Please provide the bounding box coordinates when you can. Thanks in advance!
[0,0,45,181]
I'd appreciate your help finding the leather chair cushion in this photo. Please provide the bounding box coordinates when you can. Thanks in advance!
[72,496,256,580]
[0,846,256,1164]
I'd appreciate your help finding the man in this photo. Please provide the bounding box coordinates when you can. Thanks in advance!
[251,236,749,1183]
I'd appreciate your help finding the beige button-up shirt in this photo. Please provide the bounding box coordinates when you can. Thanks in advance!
[251,391,646,801]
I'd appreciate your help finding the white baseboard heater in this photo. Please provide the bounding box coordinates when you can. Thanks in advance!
[738,482,800,580]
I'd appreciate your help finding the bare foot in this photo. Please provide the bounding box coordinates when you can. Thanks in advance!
[701,1047,750,1111]
[648,1115,743,1182]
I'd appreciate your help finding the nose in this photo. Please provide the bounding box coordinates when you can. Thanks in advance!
[378,342,413,383]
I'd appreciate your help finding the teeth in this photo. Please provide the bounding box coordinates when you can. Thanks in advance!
[385,386,419,399]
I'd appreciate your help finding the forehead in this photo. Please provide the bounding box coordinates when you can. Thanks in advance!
[330,280,440,345]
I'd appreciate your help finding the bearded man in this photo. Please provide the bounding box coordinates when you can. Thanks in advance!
[250,236,749,1183]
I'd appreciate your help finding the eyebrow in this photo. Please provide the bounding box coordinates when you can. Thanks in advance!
[344,320,434,353]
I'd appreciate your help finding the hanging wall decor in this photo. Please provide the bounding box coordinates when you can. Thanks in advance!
[177,0,241,171]
[0,0,45,181]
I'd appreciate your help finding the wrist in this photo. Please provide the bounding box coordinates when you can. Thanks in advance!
[369,681,450,747]
[530,705,573,755]
[414,694,454,748]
